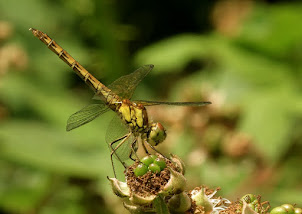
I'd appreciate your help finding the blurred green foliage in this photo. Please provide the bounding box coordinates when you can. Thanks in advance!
[0,0,302,213]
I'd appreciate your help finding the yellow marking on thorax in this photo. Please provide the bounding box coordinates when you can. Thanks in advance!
[119,102,131,123]
[134,107,144,128]
[130,107,136,127]
[118,100,148,132]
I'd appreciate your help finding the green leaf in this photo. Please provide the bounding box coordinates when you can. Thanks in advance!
[237,3,302,58]
[153,194,170,214]
[0,166,51,213]
[0,120,112,178]
[239,88,295,163]
[134,34,211,73]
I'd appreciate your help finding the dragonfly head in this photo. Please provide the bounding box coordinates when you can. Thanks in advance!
[147,122,167,146]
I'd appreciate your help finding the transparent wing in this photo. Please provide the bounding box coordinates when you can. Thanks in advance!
[66,103,110,131]
[106,114,136,163]
[93,64,154,100]
[133,100,212,106]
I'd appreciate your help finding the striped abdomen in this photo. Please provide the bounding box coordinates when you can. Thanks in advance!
[29,28,112,101]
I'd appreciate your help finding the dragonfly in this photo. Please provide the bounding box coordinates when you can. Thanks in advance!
[29,28,211,177]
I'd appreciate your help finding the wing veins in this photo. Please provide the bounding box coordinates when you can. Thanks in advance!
[93,64,154,100]
[66,104,109,131]
[133,100,212,106]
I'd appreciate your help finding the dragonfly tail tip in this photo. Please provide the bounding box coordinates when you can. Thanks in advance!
[29,28,37,34]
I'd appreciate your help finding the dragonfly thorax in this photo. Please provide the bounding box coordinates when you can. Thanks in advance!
[118,99,166,147]
[118,99,149,133]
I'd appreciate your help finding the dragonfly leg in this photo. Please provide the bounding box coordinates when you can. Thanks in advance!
[129,151,135,161]
[110,133,131,177]
[144,140,167,159]
[141,141,150,155]
[129,139,139,161]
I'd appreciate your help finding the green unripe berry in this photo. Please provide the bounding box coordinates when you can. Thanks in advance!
[294,208,302,214]
[148,163,161,173]
[281,204,295,214]
[241,194,256,204]
[141,156,154,166]
[270,206,287,214]
[154,157,166,170]
[134,163,148,177]
[150,154,157,160]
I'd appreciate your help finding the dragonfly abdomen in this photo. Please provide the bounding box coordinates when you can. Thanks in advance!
[29,28,111,98]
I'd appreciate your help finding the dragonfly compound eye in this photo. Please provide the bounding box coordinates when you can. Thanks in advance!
[147,122,167,146]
